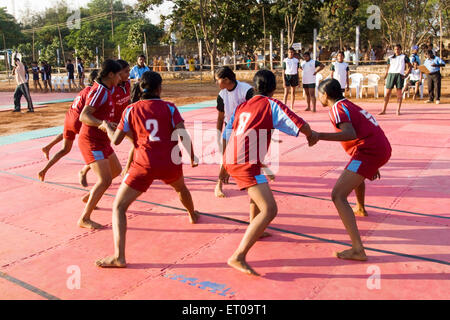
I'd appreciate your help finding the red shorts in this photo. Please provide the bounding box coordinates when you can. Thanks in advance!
[123,162,183,193]
[345,149,391,180]
[63,113,82,141]
[78,135,114,165]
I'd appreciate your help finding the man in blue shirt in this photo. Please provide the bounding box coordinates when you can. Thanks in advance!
[129,55,150,82]
[410,46,420,65]
[423,50,445,104]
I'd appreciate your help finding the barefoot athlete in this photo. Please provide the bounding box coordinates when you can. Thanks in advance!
[95,71,199,268]
[77,60,123,229]
[215,66,254,198]
[38,70,99,186]
[300,51,324,112]
[282,47,300,111]
[309,78,392,261]
[220,70,312,276]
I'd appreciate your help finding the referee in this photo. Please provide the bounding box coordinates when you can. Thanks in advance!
[12,58,34,113]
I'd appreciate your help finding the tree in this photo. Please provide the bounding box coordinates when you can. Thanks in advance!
[0,7,24,48]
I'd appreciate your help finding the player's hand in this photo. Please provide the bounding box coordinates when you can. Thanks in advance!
[110,122,118,130]
[219,167,230,184]
[261,164,275,181]
[370,170,381,181]
[384,74,388,80]
[98,120,109,133]
[307,131,319,147]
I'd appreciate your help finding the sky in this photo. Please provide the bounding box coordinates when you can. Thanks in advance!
[3,0,173,25]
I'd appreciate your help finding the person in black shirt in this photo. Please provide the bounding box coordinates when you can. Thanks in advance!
[31,61,43,92]
[45,62,53,92]
[66,59,76,91]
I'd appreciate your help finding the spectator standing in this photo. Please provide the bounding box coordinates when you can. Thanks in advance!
[12,58,34,113]
[423,49,445,104]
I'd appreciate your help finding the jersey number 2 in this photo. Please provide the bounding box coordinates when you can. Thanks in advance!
[360,110,379,126]
[145,119,160,141]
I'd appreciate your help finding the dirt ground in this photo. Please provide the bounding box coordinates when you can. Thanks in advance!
[1,78,449,136]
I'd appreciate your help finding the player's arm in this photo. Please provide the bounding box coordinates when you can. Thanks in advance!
[384,64,390,79]
[175,121,198,167]
[314,61,325,75]
[346,67,350,90]
[100,120,127,145]
[80,105,103,127]
[316,122,357,142]
[122,146,134,176]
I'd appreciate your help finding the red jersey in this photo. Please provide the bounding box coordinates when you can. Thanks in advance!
[118,98,184,170]
[65,86,91,127]
[223,95,306,177]
[328,99,391,156]
[79,81,115,143]
[112,80,131,124]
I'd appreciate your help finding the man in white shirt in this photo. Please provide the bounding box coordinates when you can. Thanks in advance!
[330,51,349,93]
[379,44,412,116]
[12,58,34,113]
[282,47,300,111]
[300,51,324,112]
[214,66,254,197]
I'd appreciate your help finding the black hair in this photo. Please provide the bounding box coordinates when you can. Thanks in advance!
[394,44,402,49]
[253,69,276,96]
[138,54,146,60]
[88,69,99,86]
[288,47,295,51]
[318,78,344,100]
[426,49,434,57]
[215,66,236,83]
[140,71,162,99]
[337,51,344,55]
[116,59,129,69]
[303,51,311,56]
[14,58,20,62]
[98,59,121,80]
[67,59,71,62]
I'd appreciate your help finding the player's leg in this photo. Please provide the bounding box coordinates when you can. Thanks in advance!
[413,82,420,100]
[38,138,74,182]
[95,182,142,268]
[396,87,403,115]
[79,165,91,187]
[42,134,63,160]
[304,87,311,111]
[290,86,296,111]
[215,165,226,198]
[331,169,367,261]
[228,183,277,276]
[169,175,199,224]
[308,87,316,112]
[249,199,271,238]
[78,158,113,229]
[379,88,392,114]
[353,181,368,216]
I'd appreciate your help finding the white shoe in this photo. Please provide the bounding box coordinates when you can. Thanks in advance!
[435,100,440,104]
[425,100,433,103]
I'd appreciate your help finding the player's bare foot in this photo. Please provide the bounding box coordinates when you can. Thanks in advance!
[95,256,126,268]
[78,218,104,229]
[79,171,88,187]
[334,248,367,261]
[378,111,386,115]
[396,110,401,116]
[42,147,50,160]
[215,183,226,198]
[353,207,368,217]
[304,107,311,111]
[227,256,260,276]
[189,210,200,224]
[81,193,90,203]
[38,170,46,182]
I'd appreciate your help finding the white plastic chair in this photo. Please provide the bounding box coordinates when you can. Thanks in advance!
[361,74,380,98]
[403,77,424,99]
[53,77,61,92]
[62,76,69,91]
[348,73,364,98]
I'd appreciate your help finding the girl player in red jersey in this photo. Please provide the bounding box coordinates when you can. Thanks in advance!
[77,60,123,229]
[38,70,99,186]
[220,70,313,276]
[309,78,392,261]
[95,71,199,268]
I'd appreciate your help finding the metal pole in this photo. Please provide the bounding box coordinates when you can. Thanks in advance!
[57,25,66,64]
[2,34,10,85]
[313,28,317,60]
[280,29,284,61]
[233,40,236,71]
[32,29,35,61]
[118,44,121,59]
[110,0,114,41]
[96,47,99,68]
[269,34,273,71]
[355,26,360,66]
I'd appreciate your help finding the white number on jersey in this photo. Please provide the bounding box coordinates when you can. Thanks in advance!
[71,96,81,109]
[360,110,379,126]
[236,112,251,135]
[145,119,160,141]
